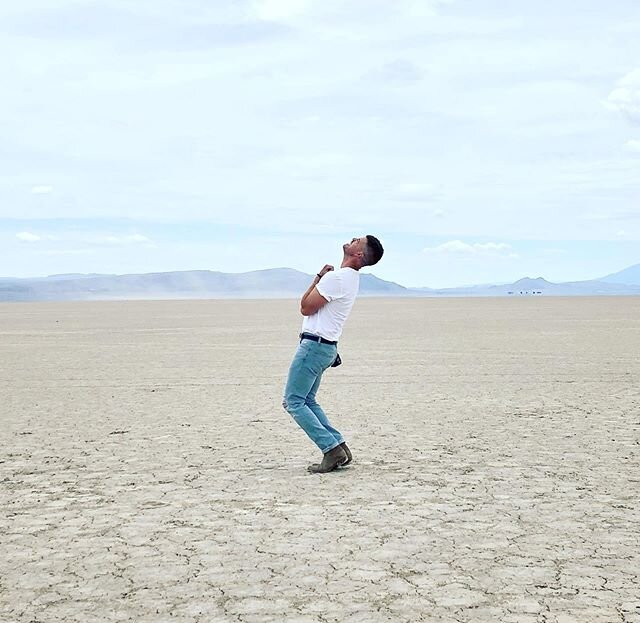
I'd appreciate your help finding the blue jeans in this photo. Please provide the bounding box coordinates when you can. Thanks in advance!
[283,339,344,453]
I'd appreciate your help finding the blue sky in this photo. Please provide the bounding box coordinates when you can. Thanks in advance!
[1,0,639,288]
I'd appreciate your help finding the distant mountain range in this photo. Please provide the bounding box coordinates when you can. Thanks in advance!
[0,268,406,302]
[1,263,639,302]
[600,262,640,286]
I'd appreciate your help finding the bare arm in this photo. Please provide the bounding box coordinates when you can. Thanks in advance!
[300,265,333,316]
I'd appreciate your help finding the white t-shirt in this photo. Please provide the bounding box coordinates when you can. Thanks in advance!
[301,267,360,341]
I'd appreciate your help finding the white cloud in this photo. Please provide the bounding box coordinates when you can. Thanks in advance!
[261,152,353,177]
[16,230,153,247]
[249,0,448,24]
[101,234,152,245]
[392,183,441,202]
[364,59,423,85]
[30,185,53,194]
[128,234,151,243]
[606,69,640,123]
[251,0,309,21]
[423,240,517,257]
[43,248,95,256]
[584,210,640,222]
[541,248,568,256]
[625,139,640,152]
[16,231,41,243]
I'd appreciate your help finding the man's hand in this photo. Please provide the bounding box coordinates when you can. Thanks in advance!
[317,265,334,278]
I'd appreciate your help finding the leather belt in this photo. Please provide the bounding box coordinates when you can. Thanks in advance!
[299,332,338,345]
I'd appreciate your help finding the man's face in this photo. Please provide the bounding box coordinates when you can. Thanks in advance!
[343,236,366,258]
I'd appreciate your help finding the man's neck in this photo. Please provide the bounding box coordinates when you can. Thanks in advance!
[341,257,361,270]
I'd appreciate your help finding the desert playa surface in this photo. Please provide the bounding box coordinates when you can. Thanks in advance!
[1,297,639,623]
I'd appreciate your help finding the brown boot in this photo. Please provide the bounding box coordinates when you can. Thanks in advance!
[339,442,352,466]
[307,446,348,473]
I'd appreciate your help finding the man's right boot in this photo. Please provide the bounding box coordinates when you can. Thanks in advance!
[339,442,352,466]
[307,446,348,473]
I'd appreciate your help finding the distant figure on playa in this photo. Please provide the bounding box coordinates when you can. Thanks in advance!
[282,235,384,473]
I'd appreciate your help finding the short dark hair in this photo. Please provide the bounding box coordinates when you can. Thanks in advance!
[363,234,384,266]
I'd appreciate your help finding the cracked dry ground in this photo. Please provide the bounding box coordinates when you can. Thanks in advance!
[1,297,639,623]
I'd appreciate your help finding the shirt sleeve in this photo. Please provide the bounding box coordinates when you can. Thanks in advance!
[316,271,344,302]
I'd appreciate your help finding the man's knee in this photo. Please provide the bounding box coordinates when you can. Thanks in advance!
[282,394,297,412]
[282,394,303,414]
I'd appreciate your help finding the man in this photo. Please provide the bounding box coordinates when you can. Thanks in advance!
[282,235,384,473]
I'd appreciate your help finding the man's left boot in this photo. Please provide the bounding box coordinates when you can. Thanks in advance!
[307,446,348,473]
